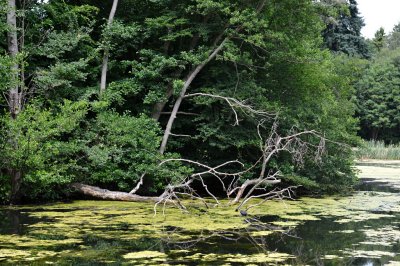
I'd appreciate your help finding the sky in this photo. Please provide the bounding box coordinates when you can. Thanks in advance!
[358,0,400,39]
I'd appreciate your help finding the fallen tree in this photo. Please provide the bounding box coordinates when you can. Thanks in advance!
[71,72,329,213]
[70,183,162,202]
[71,118,327,214]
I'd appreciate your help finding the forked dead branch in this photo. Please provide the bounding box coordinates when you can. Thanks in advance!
[153,119,327,214]
[72,91,328,215]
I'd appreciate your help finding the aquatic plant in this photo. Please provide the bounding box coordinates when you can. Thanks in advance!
[357,140,400,160]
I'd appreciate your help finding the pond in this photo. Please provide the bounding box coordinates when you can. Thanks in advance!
[1,161,400,265]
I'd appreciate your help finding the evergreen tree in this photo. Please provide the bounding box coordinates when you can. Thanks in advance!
[372,27,386,52]
[388,22,400,50]
[322,0,370,58]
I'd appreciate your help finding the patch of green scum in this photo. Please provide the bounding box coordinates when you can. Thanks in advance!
[335,213,395,224]
[271,220,300,227]
[279,214,320,221]
[123,251,167,259]
[323,255,342,260]
[342,249,396,259]
[0,234,83,248]
[180,252,294,263]
[19,200,247,232]
[357,165,400,179]
[249,199,305,216]
[113,205,249,231]
[249,230,274,237]
[0,249,61,263]
[248,191,400,225]
[225,253,294,263]
[329,230,355,234]
[360,226,400,247]
[0,249,31,259]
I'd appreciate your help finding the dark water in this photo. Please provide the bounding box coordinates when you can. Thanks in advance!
[1,163,400,265]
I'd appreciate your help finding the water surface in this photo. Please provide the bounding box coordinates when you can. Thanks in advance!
[1,161,399,265]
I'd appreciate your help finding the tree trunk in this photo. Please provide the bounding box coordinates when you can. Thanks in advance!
[230,178,280,205]
[158,0,267,154]
[9,170,22,204]
[159,38,228,154]
[151,84,174,121]
[71,183,162,202]
[7,0,21,118]
[7,0,22,204]
[99,0,119,96]
[371,128,379,140]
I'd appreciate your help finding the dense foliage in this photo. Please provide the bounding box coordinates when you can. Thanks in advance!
[355,24,400,143]
[0,0,372,204]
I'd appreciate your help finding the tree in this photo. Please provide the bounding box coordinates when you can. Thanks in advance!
[6,0,23,203]
[372,27,386,52]
[356,49,400,142]
[387,22,400,50]
[0,0,360,204]
[322,0,370,58]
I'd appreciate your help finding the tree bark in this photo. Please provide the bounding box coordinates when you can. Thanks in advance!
[99,0,119,96]
[7,0,21,118]
[9,170,22,204]
[71,183,162,202]
[231,178,280,205]
[7,0,22,204]
[151,84,174,121]
[159,38,228,154]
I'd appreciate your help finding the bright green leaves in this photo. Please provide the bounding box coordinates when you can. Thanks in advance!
[100,20,140,52]
[103,79,142,105]
[145,13,192,42]
[0,100,88,200]
[80,112,161,190]
[0,54,14,94]
[42,2,98,30]
[35,30,93,60]
[0,100,88,170]
[35,59,90,92]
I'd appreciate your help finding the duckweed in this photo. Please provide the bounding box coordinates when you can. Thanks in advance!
[1,162,400,264]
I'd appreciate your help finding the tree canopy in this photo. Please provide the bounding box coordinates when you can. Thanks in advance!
[0,0,369,204]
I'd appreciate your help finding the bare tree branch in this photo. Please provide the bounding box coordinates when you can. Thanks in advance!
[184,93,273,125]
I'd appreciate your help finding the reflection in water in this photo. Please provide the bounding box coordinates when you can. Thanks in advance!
[0,209,35,235]
[0,162,399,265]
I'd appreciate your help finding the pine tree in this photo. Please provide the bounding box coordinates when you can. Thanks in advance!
[322,0,370,58]
[372,27,386,52]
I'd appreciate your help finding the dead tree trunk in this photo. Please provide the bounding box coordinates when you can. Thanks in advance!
[71,183,162,202]
[7,0,22,204]
[99,0,119,96]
